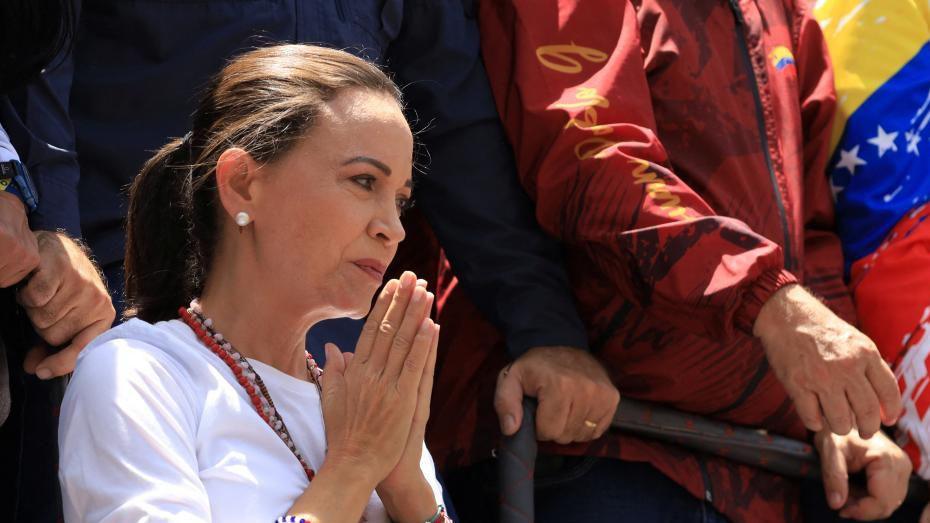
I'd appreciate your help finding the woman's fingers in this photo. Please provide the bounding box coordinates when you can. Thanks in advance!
[383,286,433,380]
[355,278,399,363]
[367,272,418,369]
[397,319,436,395]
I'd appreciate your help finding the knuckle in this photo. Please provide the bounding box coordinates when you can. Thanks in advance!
[391,333,412,351]
[41,330,67,348]
[360,321,378,335]
[378,320,396,336]
[402,356,421,373]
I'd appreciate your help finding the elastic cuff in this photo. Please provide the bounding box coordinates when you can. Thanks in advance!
[734,269,798,336]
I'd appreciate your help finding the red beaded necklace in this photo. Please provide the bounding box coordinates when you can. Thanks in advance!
[178,300,321,482]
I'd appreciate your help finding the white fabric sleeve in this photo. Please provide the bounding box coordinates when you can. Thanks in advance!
[59,339,212,523]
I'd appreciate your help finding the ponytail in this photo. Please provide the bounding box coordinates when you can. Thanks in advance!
[124,135,200,322]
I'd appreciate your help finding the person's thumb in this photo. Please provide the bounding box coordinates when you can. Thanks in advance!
[818,434,850,510]
[321,343,346,397]
[494,365,526,436]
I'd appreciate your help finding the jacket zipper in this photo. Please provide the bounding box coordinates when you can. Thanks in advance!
[727,0,794,270]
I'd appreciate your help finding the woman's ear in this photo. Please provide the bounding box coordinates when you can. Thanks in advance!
[215,147,259,224]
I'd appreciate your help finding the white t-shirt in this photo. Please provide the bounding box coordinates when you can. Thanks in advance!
[59,318,444,522]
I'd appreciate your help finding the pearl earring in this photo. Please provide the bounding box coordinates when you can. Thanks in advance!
[235,211,251,227]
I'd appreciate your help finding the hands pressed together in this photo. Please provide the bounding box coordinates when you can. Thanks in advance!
[1,195,114,379]
[302,271,439,523]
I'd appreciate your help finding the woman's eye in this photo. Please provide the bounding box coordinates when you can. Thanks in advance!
[352,175,375,190]
[397,197,415,215]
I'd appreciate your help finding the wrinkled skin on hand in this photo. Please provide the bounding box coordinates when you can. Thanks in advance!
[756,285,901,439]
[17,231,114,379]
[320,272,439,487]
[495,345,620,444]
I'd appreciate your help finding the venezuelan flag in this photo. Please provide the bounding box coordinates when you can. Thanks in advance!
[814,0,930,264]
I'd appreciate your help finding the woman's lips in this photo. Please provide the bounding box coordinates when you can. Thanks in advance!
[352,260,386,281]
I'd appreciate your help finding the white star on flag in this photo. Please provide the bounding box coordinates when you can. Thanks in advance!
[836,145,867,174]
[867,125,898,157]
[906,131,922,156]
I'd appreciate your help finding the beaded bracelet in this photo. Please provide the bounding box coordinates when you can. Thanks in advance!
[275,504,451,523]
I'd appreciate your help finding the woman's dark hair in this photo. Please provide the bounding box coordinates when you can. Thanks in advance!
[0,0,77,93]
[124,44,403,322]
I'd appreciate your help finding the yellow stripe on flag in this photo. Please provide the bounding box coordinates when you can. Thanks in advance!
[814,0,930,152]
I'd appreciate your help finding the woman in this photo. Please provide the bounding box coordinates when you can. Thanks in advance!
[58,44,450,523]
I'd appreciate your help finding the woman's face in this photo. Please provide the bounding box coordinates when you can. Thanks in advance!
[247,88,413,319]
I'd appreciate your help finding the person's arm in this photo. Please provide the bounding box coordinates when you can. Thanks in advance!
[4,44,116,378]
[478,0,793,341]
[3,51,81,238]
[386,0,588,359]
[0,121,40,287]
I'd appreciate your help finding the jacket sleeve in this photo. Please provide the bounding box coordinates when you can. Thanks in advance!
[5,52,82,238]
[478,0,797,340]
[386,0,590,358]
[793,1,856,323]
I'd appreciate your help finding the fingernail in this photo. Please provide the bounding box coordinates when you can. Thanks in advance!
[505,414,517,434]
[382,280,398,296]
[416,279,428,287]
[36,368,52,380]
[411,287,425,302]
[829,492,843,508]
[399,272,415,289]
[419,318,433,333]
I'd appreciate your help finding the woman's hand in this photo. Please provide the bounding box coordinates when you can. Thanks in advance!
[286,271,438,523]
[377,302,441,522]
[321,270,437,484]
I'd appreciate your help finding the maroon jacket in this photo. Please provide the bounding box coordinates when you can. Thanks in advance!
[423,1,853,521]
